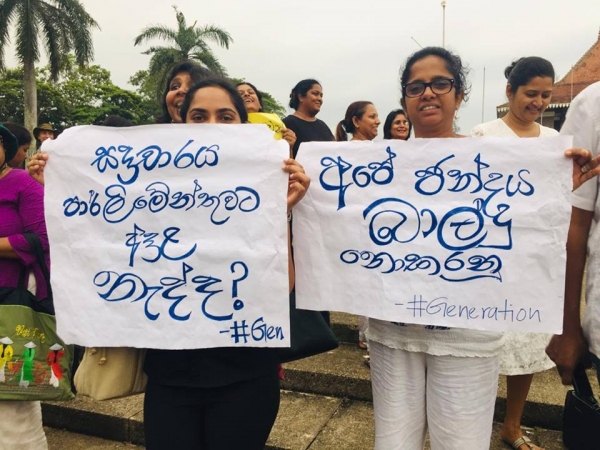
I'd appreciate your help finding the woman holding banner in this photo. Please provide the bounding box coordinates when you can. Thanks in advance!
[139,78,310,450]
[471,56,557,450]
[366,47,599,450]
[283,79,334,159]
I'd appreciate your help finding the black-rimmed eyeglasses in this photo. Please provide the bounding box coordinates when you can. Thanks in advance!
[402,78,455,98]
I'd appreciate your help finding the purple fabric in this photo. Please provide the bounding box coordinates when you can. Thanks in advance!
[0,169,50,299]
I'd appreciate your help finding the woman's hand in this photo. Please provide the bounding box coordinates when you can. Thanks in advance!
[283,158,310,212]
[282,129,297,154]
[27,152,49,186]
[565,148,600,191]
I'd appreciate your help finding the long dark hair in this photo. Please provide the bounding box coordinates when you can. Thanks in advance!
[383,109,411,140]
[181,78,248,124]
[156,61,213,123]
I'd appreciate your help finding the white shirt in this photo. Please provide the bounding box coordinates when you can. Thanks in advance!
[564,81,600,356]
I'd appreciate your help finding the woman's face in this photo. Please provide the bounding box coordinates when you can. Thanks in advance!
[353,104,381,141]
[402,55,463,138]
[237,84,261,113]
[507,76,553,124]
[185,86,243,124]
[165,71,193,123]
[390,113,410,140]
[298,84,323,116]
[8,143,29,168]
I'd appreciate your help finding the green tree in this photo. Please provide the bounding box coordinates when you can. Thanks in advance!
[0,61,154,128]
[0,0,99,154]
[133,5,233,96]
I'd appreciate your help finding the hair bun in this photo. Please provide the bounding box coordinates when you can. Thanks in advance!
[504,58,524,80]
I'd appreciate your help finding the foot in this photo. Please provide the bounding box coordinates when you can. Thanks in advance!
[500,429,544,450]
[358,341,368,350]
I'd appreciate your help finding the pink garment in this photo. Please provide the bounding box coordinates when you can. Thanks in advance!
[0,169,49,299]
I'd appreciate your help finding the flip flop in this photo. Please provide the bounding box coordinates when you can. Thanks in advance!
[505,435,541,450]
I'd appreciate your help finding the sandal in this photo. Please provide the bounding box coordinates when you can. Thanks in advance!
[505,435,542,450]
[358,341,368,350]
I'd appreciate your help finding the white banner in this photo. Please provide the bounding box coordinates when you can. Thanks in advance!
[293,137,573,333]
[44,124,290,349]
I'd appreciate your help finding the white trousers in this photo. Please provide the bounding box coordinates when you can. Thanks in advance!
[0,401,48,450]
[370,341,500,450]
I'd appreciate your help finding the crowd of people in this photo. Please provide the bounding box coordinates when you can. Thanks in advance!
[1,45,600,450]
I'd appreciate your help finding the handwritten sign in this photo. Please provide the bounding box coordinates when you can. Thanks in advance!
[43,124,290,349]
[293,137,573,333]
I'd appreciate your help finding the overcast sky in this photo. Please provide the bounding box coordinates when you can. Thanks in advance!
[6,0,600,134]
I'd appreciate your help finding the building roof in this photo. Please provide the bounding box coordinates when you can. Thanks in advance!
[497,29,600,113]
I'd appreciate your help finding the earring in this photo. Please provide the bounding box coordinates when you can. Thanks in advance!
[454,110,459,120]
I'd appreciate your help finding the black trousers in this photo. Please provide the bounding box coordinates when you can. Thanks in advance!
[143,367,280,450]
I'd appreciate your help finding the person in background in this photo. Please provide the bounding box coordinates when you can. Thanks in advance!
[33,123,56,149]
[3,122,32,168]
[0,123,49,450]
[335,101,381,142]
[156,61,213,124]
[471,56,557,450]
[102,115,133,127]
[546,82,600,386]
[283,79,334,158]
[334,100,380,359]
[236,81,297,153]
[383,109,411,140]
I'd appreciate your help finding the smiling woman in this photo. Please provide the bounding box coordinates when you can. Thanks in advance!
[469,56,557,450]
[283,79,334,158]
[335,101,381,141]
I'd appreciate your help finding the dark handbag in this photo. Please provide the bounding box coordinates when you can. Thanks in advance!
[563,364,600,449]
[276,289,339,363]
[0,233,74,401]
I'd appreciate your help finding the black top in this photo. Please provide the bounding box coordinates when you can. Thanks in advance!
[283,115,334,158]
[144,347,278,388]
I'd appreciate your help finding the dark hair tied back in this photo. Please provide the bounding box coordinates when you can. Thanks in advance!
[335,101,373,141]
[504,56,555,94]
[289,78,321,110]
[400,46,470,103]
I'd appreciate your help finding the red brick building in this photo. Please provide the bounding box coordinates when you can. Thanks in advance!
[497,29,600,130]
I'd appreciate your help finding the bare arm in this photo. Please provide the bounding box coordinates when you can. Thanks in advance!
[546,206,593,384]
[0,238,19,259]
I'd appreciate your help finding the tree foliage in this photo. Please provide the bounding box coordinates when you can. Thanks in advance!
[133,5,233,101]
[0,0,99,145]
[0,61,154,128]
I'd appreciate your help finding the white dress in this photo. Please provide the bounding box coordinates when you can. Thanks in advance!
[470,118,558,375]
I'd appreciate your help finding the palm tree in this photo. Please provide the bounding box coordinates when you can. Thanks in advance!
[0,0,99,152]
[134,6,233,85]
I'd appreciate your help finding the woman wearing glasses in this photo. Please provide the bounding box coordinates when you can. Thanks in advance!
[471,57,556,450]
[367,47,597,450]
[367,47,502,450]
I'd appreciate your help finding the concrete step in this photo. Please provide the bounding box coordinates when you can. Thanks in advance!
[46,427,142,449]
[280,342,599,430]
[330,312,359,344]
[43,390,569,449]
